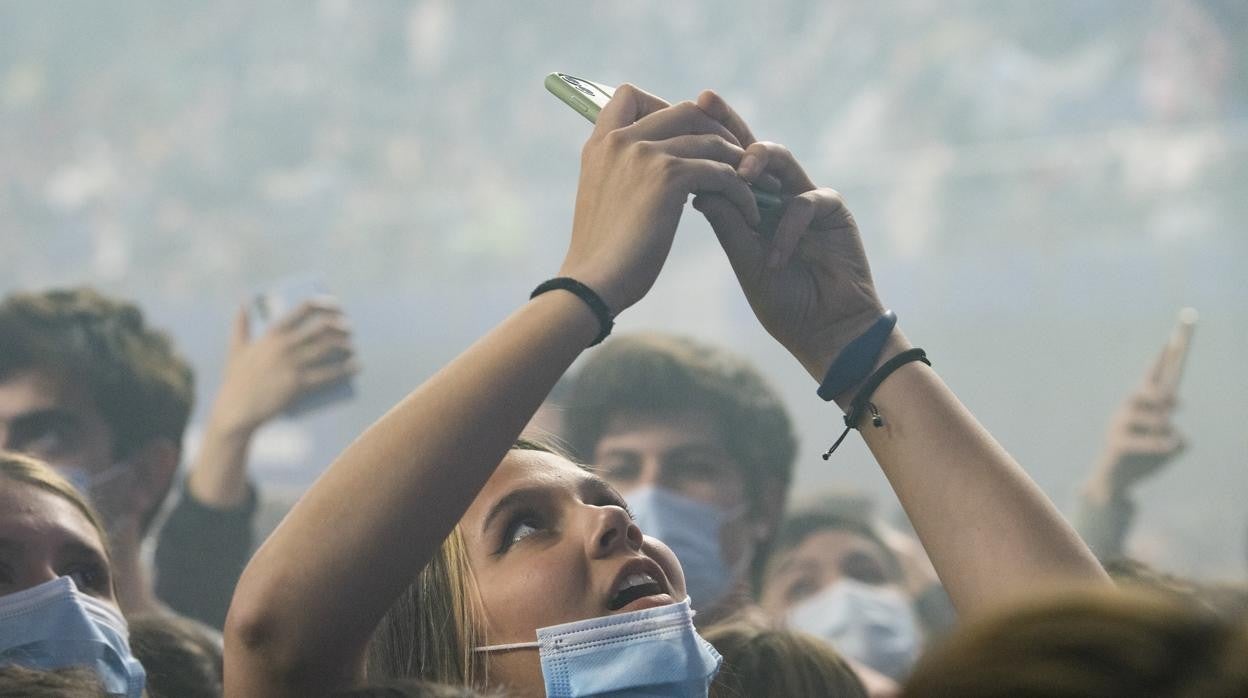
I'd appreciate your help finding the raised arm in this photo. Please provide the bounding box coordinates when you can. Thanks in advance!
[1077,317,1191,560]
[156,300,356,627]
[692,92,1110,620]
[223,86,761,697]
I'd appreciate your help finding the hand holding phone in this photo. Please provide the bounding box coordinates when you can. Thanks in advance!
[243,277,358,418]
[1092,308,1197,497]
[546,72,784,211]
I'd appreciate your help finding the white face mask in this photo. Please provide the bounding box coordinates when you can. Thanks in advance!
[474,599,721,697]
[786,578,921,680]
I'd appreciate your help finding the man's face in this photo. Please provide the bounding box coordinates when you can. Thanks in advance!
[0,368,115,474]
[592,409,759,568]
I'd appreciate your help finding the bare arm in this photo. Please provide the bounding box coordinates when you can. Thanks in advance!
[223,86,761,697]
[693,92,1109,619]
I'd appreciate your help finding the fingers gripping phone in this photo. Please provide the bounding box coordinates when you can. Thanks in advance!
[249,277,356,417]
[1151,307,1197,396]
[545,72,783,211]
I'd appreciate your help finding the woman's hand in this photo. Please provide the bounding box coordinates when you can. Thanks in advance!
[560,85,760,315]
[691,92,886,382]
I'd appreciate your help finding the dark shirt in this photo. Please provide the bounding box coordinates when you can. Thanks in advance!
[154,482,257,629]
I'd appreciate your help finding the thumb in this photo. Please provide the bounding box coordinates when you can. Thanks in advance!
[230,304,250,351]
[694,193,766,278]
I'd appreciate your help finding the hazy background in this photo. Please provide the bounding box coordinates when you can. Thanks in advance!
[2,0,1245,578]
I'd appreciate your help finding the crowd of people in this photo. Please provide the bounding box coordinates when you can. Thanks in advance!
[2,83,1246,697]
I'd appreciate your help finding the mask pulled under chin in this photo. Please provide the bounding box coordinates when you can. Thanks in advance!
[474,598,721,697]
[0,576,146,698]
[786,577,921,681]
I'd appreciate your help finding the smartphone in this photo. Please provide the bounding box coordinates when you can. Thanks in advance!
[545,72,783,211]
[1153,307,1197,394]
[248,276,356,417]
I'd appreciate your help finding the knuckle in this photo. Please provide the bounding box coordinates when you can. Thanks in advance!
[602,128,629,151]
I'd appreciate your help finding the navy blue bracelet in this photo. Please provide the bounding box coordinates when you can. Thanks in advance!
[531,277,615,347]
[816,310,898,401]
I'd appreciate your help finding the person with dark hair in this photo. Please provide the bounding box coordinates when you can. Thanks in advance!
[563,332,797,620]
[226,86,1107,697]
[0,287,355,627]
[129,613,224,698]
[901,587,1248,697]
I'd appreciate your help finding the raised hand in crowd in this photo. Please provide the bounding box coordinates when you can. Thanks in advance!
[1078,310,1195,561]
[186,300,357,508]
[692,91,1110,617]
[156,298,357,629]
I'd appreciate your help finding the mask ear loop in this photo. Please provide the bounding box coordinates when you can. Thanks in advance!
[472,640,540,653]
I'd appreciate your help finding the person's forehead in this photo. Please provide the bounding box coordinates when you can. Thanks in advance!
[595,409,728,454]
[791,528,886,567]
[466,450,591,520]
[0,368,96,421]
[0,480,106,557]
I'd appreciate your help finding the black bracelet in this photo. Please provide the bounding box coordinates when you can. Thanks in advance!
[531,277,615,347]
[821,348,930,460]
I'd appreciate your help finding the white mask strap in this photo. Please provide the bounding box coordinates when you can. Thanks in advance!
[472,640,540,653]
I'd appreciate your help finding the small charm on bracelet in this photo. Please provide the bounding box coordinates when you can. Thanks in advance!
[868,403,883,428]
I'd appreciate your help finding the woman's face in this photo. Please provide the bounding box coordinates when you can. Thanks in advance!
[759,528,897,616]
[462,449,686,694]
[0,479,116,608]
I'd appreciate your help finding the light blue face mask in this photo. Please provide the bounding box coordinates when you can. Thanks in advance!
[787,577,921,681]
[0,576,146,698]
[626,485,749,612]
[474,598,721,697]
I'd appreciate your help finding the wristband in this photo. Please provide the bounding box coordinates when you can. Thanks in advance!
[816,310,898,401]
[531,277,614,347]
[822,348,931,460]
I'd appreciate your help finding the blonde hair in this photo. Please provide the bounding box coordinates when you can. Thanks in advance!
[903,587,1248,697]
[0,451,114,592]
[366,527,487,687]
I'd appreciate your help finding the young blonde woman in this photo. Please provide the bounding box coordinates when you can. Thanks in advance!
[225,87,1109,697]
[0,451,146,697]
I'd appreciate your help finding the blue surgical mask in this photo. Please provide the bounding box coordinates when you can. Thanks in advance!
[627,485,748,611]
[56,461,130,502]
[0,576,146,697]
[474,598,721,697]
[786,577,920,681]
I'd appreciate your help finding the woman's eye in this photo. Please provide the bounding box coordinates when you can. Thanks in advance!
[785,578,821,603]
[510,521,539,545]
[65,564,108,594]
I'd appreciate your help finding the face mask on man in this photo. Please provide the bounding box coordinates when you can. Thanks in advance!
[0,576,146,697]
[474,597,721,697]
[54,461,132,533]
[626,485,751,612]
[786,577,921,681]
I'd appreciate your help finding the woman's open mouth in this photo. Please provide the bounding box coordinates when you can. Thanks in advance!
[607,571,673,612]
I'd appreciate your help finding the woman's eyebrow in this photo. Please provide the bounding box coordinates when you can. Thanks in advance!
[480,486,552,535]
[579,474,623,503]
